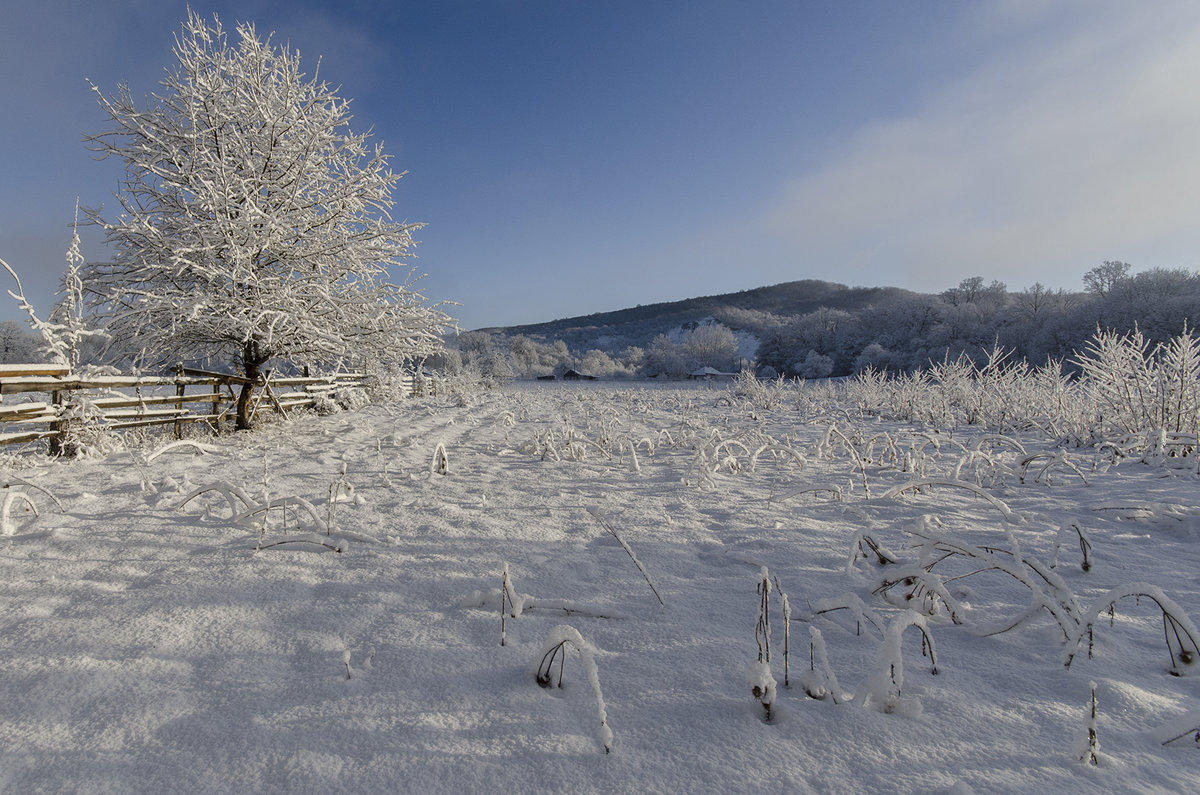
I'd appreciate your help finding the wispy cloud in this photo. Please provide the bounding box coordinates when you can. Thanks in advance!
[756,1,1200,291]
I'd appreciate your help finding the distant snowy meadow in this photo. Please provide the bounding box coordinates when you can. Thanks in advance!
[3,376,1200,792]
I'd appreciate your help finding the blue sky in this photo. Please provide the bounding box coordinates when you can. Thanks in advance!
[3,1,1200,331]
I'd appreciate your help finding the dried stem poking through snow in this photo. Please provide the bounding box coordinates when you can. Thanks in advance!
[586,507,664,607]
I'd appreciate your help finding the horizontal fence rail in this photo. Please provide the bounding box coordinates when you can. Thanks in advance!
[0,364,409,451]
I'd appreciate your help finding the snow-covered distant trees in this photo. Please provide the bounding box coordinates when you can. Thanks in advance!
[639,323,741,377]
[750,267,1200,378]
[0,321,38,364]
[81,11,450,428]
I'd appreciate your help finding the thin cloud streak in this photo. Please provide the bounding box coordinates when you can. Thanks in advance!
[756,2,1200,292]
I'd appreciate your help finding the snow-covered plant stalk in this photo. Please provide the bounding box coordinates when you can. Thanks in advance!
[801,626,843,703]
[1080,681,1099,766]
[375,439,392,486]
[176,480,257,518]
[856,612,939,715]
[586,507,664,607]
[533,625,614,754]
[1067,583,1200,674]
[0,489,39,536]
[849,532,899,570]
[431,443,449,476]
[908,523,1080,639]
[780,587,792,687]
[756,567,772,666]
[750,567,777,720]
[1050,521,1093,572]
[501,563,513,647]
[806,593,886,638]
[884,478,1020,523]
[327,463,354,536]
[872,565,965,625]
[256,454,272,552]
[341,648,374,681]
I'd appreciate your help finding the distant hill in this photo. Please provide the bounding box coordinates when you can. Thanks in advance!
[474,279,918,352]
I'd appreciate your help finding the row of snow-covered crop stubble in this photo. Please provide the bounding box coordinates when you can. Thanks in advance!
[841,327,1200,465]
[5,352,1200,791]
[476,369,1200,787]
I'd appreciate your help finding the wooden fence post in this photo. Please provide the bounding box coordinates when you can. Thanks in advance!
[174,365,185,440]
[211,381,222,434]
[48,389,64,457]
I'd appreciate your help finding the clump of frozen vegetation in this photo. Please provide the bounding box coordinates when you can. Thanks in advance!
[532,625,614,754]
[855,612,939,716]
[1,478,65,536]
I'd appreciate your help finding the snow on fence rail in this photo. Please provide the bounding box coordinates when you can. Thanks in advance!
[0,364,405,450]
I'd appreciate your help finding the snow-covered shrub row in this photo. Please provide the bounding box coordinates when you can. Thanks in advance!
[830,327,1200,466]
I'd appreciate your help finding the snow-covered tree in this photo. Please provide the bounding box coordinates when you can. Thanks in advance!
[82,11,450,428]
[0,320,38,364]
[680,323,739,373]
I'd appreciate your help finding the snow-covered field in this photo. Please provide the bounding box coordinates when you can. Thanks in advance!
[3,380,1200,793]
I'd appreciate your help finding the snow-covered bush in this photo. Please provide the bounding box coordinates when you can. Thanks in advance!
[731,369,791,411]
[1074,325,1200,439]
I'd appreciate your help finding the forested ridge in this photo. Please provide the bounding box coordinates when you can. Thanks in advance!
[444,263,1200,379]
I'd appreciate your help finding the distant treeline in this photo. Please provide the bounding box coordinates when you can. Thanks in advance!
[439,263,1200,379]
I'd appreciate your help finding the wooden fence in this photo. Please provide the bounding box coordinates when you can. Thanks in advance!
[0,363,395,451]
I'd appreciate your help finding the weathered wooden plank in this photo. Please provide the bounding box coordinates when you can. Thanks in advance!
[0,429,59,445]
[89,394,227,410]
[0,364,71,378]
[99,409,189,420]
[0,401,53,419]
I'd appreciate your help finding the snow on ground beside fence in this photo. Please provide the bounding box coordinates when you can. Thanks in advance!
[3,381,1200,792]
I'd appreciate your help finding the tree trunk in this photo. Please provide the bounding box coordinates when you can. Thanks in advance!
[236,342,264,431]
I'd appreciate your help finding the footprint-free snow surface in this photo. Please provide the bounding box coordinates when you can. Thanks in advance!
[3,382,1200,793]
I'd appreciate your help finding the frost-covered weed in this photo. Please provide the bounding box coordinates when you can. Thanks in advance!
[430,442,449,475]
[855,612,939,716]
[532,625,614,753]
[1067,584,1200,675]
[1075,326,1200,438]
[731,369,791,411]
[1075,681,1100,766]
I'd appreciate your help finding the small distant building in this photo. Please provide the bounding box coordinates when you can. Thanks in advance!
[561,368,597,381]
[536,374,556,381]
[688,366,737,380]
